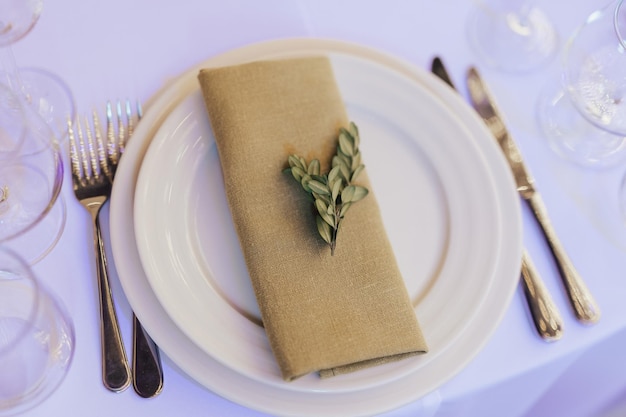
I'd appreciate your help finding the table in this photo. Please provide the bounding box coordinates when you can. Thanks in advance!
[15,0,626,416]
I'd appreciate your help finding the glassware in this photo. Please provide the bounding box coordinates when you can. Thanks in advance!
[0,0,75,142]
[0,82,25,154]
[0,245,74,415]
[537,0,626,168]
[0,84,65,264]
[466,0,559,73]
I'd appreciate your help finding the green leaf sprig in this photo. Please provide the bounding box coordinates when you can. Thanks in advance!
[284,122,368,256]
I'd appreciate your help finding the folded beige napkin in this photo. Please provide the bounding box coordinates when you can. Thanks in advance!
[197,56,427,381]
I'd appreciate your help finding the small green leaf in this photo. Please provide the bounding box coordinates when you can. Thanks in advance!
[341,185,354,203]
[331,179,342,202]
[316,216,333,244]
[288,155,304,169]
[315,199,328,217]
[342,185,368,203]
[290,166,306,182]
[300,174,312,192]
[308,159,320,176]
[328,165,341,185]
[311,174,327,184]
[351,164,364,182]
[349,122,359,146]
[352,185,369,202]
[308,180,329,195]
[339,152,352,167]
[321,210,335,227]
[315,192,331,205]
[351,152,362,172]
[339,202,352,217]
[337,162,350,183]
[339,131,354,156]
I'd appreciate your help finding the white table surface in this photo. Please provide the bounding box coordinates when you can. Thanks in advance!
[13,0,626,416]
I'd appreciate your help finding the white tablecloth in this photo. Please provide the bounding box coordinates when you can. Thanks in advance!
[16,0,626,416]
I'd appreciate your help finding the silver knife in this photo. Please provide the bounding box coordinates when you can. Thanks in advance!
[466,66,600,325]
[431,57,563,340]
[431,56,456,90]
[133,315,163,397]
[128,103,164,398]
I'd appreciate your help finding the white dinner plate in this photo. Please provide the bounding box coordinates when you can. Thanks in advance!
[136,52,500,390]
[110,39,522,416]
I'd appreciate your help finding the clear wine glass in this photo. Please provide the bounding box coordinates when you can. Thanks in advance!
[466,0,559,73]
[0,245,74,415]
[537,0,626,168]
[0,83,65,264]
[0,0,75,142]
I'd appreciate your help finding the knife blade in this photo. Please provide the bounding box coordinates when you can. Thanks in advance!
[431,57,563,341]
[431,56,456,90]
[465,66,600,325]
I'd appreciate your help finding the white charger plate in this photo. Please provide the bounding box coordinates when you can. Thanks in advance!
[111,39,522,416]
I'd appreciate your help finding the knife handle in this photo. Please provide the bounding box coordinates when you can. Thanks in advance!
[132,314,163,398]
[520,251,563,341]
[526,193,600,324]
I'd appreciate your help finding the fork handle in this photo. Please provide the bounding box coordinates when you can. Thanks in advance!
[92,210,132,392]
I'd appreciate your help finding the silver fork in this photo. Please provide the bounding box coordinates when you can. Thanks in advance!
[69,106,131,392]
[69,101,163,396]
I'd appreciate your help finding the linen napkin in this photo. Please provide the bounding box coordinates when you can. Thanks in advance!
[197,56,427,381]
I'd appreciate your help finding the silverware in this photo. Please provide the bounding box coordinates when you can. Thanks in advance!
[430,57,564,340]
[69,109,132,392]
[108,102,164,398]
[132,315,163,397]
[431,56,456,89]
[465,66,600,325]
[69,101,164,396]
[520,250,563,339]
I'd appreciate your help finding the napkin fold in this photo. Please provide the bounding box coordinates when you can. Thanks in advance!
[197,56,427,381]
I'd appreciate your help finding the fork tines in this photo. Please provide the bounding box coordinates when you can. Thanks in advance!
[107,100,143,165]
[68,99,142,185]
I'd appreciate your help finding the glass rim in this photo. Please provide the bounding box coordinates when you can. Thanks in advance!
[615,0,626,49]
